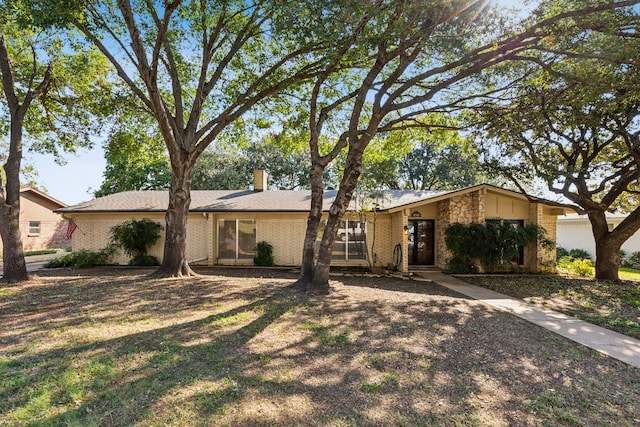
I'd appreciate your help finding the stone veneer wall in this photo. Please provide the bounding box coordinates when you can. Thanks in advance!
[528,203,558,272]
[435,190,486,269]
[436,199,451,269]
[434,191,476,269]
[437,192,556,273]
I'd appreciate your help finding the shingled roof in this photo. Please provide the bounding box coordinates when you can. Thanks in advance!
[57,189,453,213]
[57,183,557,214]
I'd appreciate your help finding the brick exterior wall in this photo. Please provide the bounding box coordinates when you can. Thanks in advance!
[258,217,307,266]
[0,190,68,254]
[64,187,560,272]
[69,213,207,265]
[528,203,558,273]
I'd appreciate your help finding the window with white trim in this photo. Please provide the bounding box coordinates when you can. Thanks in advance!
[321,219,367,261]
[218,219,256,260]
[28,221,41,235]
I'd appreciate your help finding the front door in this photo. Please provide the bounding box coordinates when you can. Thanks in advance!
[409,220,435,265]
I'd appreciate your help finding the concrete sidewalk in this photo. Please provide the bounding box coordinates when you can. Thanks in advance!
[417,271,640,369]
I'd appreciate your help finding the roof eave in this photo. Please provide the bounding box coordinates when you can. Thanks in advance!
[21,187,67,208]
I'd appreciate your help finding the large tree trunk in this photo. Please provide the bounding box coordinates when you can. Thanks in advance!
[1,119,28,283]
[588,210,624,281]
[307,207,341,294]
[307,155,364,293]
[294,164,325,290]
[0,207,28,283]
[154,157,197,277]
[0,189,29,283]
[594,239,621,281]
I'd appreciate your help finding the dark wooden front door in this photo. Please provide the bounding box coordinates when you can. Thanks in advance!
[409,220,435,265]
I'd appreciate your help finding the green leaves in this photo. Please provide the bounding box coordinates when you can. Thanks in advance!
[95,117,171,197]
[444,221,550,273]
[110,218,163,264]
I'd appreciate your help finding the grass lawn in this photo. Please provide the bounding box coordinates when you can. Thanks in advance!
[463,273,640,340]
[1,267,639,426]
[619,268,640,281]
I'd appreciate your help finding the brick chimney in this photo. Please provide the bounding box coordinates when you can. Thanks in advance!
[253,169,267,192]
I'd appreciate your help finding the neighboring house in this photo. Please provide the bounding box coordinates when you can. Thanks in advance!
[0,187,68,254]
[557,213,640,258]
[57,171,566,272]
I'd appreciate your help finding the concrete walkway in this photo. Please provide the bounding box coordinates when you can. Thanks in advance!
[416,271,640,369]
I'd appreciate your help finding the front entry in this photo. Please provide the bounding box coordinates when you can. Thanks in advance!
[408,220,435,265]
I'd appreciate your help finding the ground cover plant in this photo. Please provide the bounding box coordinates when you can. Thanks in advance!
[1,267,639,426]
[463,275,640,340]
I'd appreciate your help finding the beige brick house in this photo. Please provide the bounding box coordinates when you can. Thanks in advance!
[0,188,69,254]
[58,173,565,272]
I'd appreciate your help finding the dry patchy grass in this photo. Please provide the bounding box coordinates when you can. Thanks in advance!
[1,267,639,426]
[462,275,640,340]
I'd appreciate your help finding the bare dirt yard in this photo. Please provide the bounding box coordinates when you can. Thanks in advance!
[1,267,639,426]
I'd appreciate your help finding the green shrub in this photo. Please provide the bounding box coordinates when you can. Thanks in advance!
[44,247,115,268]
[24,249,57,256]
[557,256,594,277]
[623,251,640,269]
[444,221,550,273]
[556,246,569,260]
[445,255,477,274]
[129,254,160,266]
[110,219,163,264]
[568,248,590,260]
[254,241,274,266]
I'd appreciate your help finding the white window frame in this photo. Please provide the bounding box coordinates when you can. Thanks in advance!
[331,219,367,261]
[28,221,41,236]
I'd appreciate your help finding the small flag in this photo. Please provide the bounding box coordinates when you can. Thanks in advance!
[66,220,77,240]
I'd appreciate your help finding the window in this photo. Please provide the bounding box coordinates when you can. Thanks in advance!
[218,219,256,260]
[485,219,525,265]
[28,221,41,235]
[329,219,367,261]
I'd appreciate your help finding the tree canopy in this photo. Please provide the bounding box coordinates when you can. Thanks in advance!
[4,0,639,285]
[0,4,110,282]
[357,116,482,191]
[474,0,640,280]
[20,0,373,277]
[292,0,640,291]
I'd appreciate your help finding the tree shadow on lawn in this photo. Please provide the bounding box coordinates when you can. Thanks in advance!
[1,269,640,426]
[0,267,292,347]
[462,274,640,303]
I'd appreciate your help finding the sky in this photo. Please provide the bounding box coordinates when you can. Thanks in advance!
[30,143,106,205]
[26,0,534,207]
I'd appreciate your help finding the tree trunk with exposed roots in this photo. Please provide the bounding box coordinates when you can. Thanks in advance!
[153,157,197,278]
